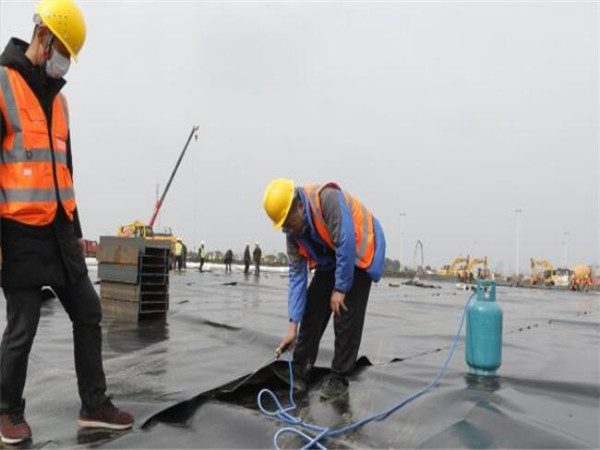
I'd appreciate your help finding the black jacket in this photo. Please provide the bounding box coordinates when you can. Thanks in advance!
[0,38,86,288]
[253,246,262,263]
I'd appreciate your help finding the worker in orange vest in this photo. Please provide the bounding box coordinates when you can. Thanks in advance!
[263,179,386,401]
[0,1,133,444]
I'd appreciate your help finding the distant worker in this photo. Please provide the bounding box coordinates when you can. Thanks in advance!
[253,241,262,276]
[182,242,188,269]
[0,1,133,444]
[224,249,233,274]
[174,239,184,271]
[198,241,206,272]
[263,179,385,401]
[243,243,251,275]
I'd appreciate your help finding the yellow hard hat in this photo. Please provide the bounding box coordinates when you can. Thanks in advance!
[35,0,86,61]
[263,178,295,228]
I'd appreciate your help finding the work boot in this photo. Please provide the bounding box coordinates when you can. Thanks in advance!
[0,411,32,445]
[78,399,134,430]
[319,373,349,402]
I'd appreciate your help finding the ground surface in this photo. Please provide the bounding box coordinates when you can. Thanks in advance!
[1,266,598,448]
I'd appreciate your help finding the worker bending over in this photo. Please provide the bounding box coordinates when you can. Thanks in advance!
[263,179,385,400]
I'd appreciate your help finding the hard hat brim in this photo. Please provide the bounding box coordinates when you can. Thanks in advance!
[272,190,294,229]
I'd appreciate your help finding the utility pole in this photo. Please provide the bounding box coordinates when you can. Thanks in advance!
[515,209,522,277]
[562,231,570,268]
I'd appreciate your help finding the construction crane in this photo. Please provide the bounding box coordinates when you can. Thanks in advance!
[118,125,199,250]
[413,240,425,276]
[148,125,199,228]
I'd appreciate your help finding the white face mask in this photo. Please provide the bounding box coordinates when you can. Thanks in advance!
[45,50,71,79]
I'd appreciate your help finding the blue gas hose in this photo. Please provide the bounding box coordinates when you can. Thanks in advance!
[257,292,476,449]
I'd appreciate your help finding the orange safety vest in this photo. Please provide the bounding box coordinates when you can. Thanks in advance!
[0,67,76,226]
[299,183,376,270]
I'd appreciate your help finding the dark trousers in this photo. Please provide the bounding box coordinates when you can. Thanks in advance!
[199,258,205,272]
[0,275,108,414]
[293,268,372,376]
[244,262,250,275]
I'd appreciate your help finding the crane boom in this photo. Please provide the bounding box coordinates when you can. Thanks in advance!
[149,125,199,228]
[413,240,424,269]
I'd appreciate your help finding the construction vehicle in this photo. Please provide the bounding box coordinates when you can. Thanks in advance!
[570,265,592,291]
[437,256,469,277]
[118,220,153,238]
[553,267,571,287]
[529,258,556,286]
[117,221,180,254]
[458,257,490,282]
[117,125,199,254]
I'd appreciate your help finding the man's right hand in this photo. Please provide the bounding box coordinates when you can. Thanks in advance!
[275,322,298,358]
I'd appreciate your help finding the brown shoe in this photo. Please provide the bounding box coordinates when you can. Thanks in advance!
[78,401,134,430]
[0,412,32,444]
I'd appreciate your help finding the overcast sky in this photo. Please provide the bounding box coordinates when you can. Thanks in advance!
[1,1,598,273]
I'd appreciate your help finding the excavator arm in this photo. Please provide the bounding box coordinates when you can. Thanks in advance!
[529,258,554,285]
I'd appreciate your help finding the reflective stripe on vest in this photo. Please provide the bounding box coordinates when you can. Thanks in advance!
[0,187,75,203]
[303,183,376,270]
[0,67,23,150]
[0,67,76,225]
[1,147,68,165]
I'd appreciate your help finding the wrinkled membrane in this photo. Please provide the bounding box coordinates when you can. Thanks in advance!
[1,268,598,448]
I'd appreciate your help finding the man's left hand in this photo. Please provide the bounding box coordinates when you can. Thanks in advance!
[330,290,347,317]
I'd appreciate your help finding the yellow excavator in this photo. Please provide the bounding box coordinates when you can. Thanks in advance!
[458,257,490,282]
[117,221,180,253]
[117,126,198,253]
[529,258,555,286]
[117,220,153,239]
[437,256,469,277]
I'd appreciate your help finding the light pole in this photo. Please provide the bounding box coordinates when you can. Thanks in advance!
[515,209,522,277]
[399,212,406,271]
[562,231,570,268]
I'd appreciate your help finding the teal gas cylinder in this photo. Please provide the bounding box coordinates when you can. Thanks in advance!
[465,280,503,376]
